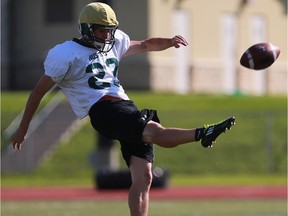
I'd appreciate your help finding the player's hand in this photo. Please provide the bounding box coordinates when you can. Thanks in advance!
[172,35,188,48]
[11,127,27,150]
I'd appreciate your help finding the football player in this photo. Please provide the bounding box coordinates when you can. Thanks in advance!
[12,3,235,216]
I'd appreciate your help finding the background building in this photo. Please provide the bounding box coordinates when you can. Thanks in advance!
[1,0,287,95]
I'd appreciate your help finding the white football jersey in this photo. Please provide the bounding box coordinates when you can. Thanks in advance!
[44,30,130,118]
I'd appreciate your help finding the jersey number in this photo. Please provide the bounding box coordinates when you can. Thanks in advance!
[86,58,119,89]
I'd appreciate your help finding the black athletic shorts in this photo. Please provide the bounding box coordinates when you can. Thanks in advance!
[88,100,160,166]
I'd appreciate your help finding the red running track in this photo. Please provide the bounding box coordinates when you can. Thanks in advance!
[1,186,286,201]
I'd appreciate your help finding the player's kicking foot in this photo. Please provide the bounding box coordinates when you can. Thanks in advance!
[201,116,236,148]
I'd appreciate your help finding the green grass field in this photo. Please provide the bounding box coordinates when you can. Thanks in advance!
[1,91,287,216]
[1,200,287,216]
[1,91,287,187]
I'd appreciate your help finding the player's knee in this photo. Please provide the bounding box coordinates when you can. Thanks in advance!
[142,168,153,187]
[131,165,153,188]
[142,120,165,143]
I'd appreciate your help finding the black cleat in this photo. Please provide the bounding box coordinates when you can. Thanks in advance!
[201,116,236,148]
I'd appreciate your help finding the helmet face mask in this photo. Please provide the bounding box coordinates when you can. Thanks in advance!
[78,3,119,53]
[79,23,117,53]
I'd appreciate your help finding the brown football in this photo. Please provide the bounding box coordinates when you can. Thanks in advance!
[240,43,280,70]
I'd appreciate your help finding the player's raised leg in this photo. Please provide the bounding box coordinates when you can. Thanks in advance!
[143,116,236,148]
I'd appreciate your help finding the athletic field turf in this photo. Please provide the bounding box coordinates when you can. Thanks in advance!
[2,199,286,216]
[2,186,287,216]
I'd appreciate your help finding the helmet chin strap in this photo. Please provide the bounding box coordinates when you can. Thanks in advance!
[93,40,105,51]
[92,39,115,54]
[79,36,109,53]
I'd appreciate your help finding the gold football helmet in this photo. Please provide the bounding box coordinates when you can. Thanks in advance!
[78,3,119,53]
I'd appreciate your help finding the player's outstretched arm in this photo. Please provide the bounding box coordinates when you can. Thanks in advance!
[11,75,55,150]
[124,35,188,56]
